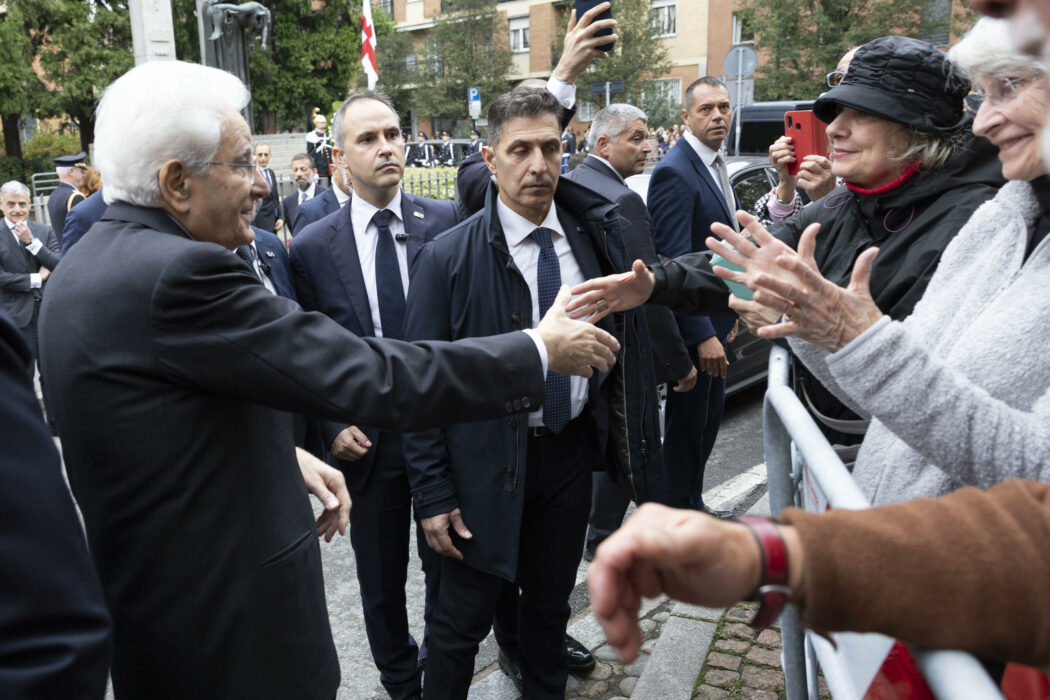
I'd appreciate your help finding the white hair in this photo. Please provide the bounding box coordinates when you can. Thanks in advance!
[95,61,250,207]
[0,181,29,199]
[56,166,72,178]
[590,104,648,143]
[949,17,1044,81]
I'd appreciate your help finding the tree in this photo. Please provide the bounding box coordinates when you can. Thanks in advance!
[0,2,40,159]
[555,0,672,119]
[735,0,959,101]
[410,0,513,126]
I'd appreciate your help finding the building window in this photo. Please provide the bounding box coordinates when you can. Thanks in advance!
[650,0,676,38]
[732,13,754,44]
[578,100,596,122]
[405,53,418,72]
[920,0,951,45]
[509,16,530,53]
[642,77,682,109]
[374,0,393,13]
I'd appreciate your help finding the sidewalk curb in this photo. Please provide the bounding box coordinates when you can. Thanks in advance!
[632,491,771,699]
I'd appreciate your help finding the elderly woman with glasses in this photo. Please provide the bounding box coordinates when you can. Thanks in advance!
[712,18,1050,505]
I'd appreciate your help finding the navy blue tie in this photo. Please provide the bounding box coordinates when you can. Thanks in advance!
[373,209,406,340]
[530,227,571,434]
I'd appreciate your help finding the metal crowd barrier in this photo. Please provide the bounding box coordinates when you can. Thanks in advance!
[762,345,1004,700]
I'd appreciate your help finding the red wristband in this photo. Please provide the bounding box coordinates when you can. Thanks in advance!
[738,515,791,628]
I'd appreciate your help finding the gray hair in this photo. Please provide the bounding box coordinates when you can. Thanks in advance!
[684,76,729,110]
[332,90,398,151]
[94,61,249,207]
[590,104,648,143]
[56,166,72,178]
[487,86,562,147]
[948,17,1044,81]
[0,181,29,199]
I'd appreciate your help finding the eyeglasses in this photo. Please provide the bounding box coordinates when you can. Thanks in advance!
[208,157,258,179]
[826,71,846,88]
[976,73,1043,104]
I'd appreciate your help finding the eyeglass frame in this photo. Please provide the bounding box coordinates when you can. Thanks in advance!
[207,157,259,179]
[975,73,1044,105]
[826,70,846,88]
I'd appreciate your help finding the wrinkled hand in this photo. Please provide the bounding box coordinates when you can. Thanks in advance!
[706,211,812,303]
[795,156,835,201]
[672,365,697,393]
[13,221,33,245]
[588,503,763,663]
[753,225,885,352]
[568,259,655,322]
[38,267,51,282]
[768,136,797,191]
[537,285,620,377]
[728,296,780,334]
[697,336,728,378]
[297,447,351,542]
[330,425,372,462]
[554,2,618,83]
[421,508,472,560]
[274,218,284,233]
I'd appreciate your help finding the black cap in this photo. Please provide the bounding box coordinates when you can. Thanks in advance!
[53,152,88,168]
[813,36,970,134]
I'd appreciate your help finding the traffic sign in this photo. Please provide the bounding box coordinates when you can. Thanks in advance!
[468,85,481,120]
[724,45,758,80]
[589,80,625,95]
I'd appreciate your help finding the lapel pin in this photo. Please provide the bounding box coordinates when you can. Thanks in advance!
[413,211,425,219]
[264,251,275,258]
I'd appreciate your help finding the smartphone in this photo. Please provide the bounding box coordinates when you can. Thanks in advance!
[784,110,826,176]
[709,254,754,301]
[574,0,615,54]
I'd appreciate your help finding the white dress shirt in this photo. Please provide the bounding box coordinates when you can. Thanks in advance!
[333,184,351,207]
[6,218,42,288]
[299,183,317,203]
[245,241,277,295]
[350,191,410,338]
[496,198,588,427]
[681,129,724,186]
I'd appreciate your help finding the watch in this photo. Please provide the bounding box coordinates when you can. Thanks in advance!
[738,515,791,628]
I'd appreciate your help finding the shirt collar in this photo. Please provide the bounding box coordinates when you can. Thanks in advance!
[496,196,564,248]
[4,217,16,231]
[682,129,721,168]
[351,189,402,231]
[590,155,625,184]
[333,185,352,207]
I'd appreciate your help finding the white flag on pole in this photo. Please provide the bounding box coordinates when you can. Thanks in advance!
[361,0,378,90]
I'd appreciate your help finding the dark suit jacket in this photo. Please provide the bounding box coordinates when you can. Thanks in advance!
[0,220,59,328]
[648,141,737,347]
[253,167,283,232]
[0,307,111,699]
[282,184,326,236]
[403,180,663,580]
[564,156,693,384]
[38,203,544,699]
[252,226,296,299]
[289,193,462,490]
[46,182,84,240]
[61,189,107,257]
[292,187,341,236]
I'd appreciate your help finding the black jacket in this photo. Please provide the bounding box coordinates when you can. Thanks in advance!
[403,180,664,581]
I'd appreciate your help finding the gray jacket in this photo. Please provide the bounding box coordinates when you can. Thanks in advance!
[0,220,59,328]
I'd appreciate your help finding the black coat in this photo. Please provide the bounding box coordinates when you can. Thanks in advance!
[252,167,283,232]
[403,180,664,581]
[39,203,545,699]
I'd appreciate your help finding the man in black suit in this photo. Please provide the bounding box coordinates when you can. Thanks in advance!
[564,104,697,554]
[291,91,461,700]
[0,306,111,699]
[291,161,351,235]
[455,1,615,217]
[405,86,661,700]
[45,152,86,243]
[252,142,284,233]
[61,187,107,256]
[38,61,618,700]
[0,181,60,381]
[282,153,323,236]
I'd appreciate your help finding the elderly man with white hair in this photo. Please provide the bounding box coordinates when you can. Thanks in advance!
[38,60,619,699]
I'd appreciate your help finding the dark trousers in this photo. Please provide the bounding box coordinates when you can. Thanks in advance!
[660,364,726,510]
[348,432,441,700]
[586,471,633,548]
[423,417,593,700]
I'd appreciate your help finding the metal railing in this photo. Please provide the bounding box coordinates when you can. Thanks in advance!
[762,345,1004,700]
[401,167,456,201]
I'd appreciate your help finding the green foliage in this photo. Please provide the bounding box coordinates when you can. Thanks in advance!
[23,130,83,159]
[402,166,457,200]
[0,3,38,118]
[557,0,672,117]
[410,0,513,123]
[0,156,53,184]
[735,0,955,101]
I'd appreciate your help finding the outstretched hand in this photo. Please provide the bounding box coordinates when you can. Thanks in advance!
[537,285,620,377]
[752,225,885,352]
[297,447,351,542]
[554,2,618,83]
[705,211,812,303]
[567,260,656,323]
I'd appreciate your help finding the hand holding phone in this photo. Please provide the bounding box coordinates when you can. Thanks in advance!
[573,0,615,54]
[784,111,825,176]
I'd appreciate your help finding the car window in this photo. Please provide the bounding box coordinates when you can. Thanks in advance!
[733,168,774,213]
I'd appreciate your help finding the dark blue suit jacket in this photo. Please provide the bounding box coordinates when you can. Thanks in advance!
[648,141,738,346]
[291,187,341,236]
[0,308,110,698]
[282,184,326,237]
[61,189,107,257]
[251,226,296,300]
[288,192,462,490]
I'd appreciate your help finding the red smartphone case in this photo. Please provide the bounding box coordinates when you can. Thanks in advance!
[784,111,825,176]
